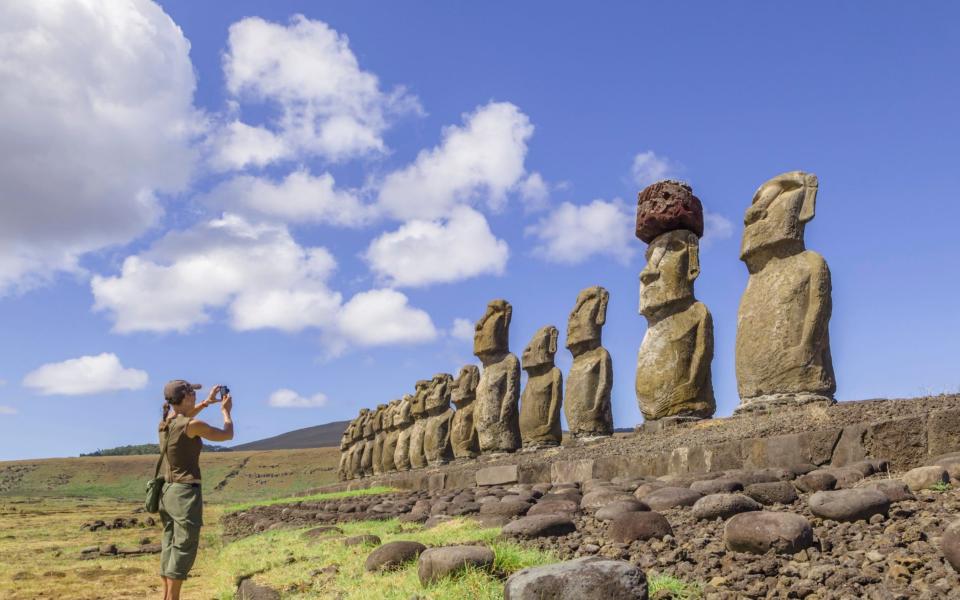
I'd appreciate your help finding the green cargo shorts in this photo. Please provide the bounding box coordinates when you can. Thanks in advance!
[159,482,203,580]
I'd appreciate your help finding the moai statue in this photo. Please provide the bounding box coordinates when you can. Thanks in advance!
[565,287,614,439]
[393,394,414,471]
[424,373,455,466]
[380,399,400,473]
[350,409,368,479]
[519,325,563,448]
[735,171,835,412]
[337,420,353,481]
[408,380,431,469]
[450,365,481,460]
[634,181,715,423]
[360,408,375,477]
[371,404,388,476]
[473,300,522,454]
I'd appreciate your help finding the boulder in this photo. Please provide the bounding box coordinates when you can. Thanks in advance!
[528,500,579,516]
[504,556,648,600]
[424,515,455,529]
[635,180,704,243]
[236,578,281,600]
[641,487,702,511]
[364,541,426,572]
[343,534,381,547]
[502,515,577,539]
[902,466,950,491]
[595,500,649,522]
[417,545,495,585]
[723,512,814,555]
[942,519,960,573]
[691,493,761,521]
[607,511,673,542]
[808,489,890,522]
[470,514,513,528]
[690,478,743,495]
[633,481,669,499]
[744,481,798,505]
[828,467,864,488]
[480,500,531,517]
[580,490,636,511]
[861,480,915,503]
[795,471,837,493]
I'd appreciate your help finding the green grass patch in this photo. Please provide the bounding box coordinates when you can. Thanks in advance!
[648,571,702,599]
[931,481,953,492]
[224,485,397,512]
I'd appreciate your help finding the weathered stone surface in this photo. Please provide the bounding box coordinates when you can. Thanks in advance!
[902,465,949,491]
[565,287,614,439]
[635,179,704,243]
[723,512,814,554]
[865,416,926,470]
[828,467,864,488]
[861,480,915,503]
[501,515,576,539]
[418,545,495,584]
[809,489,890,522]
[830,424,868,467]
[364,541,426,572]
[795,470,837,493]
[942,518,960,573]
[595,500,648,521]
[608,511,673,542]
[301,526,342,539]
[528,500,579,516]
[380,400,400,473]
[552,459,595,484]
[424,373,454,467]
[580,490,637,511]
[735,171,835,412]
[343,534,381,547]
[450,365,480,459]
[477,465,519,486]
[371,403,387,476]
[393,395,414,471]
[744,429,841,469]
[690,478,743,495]
[408,380,431,469]
[519,325,563,448]
[504,556,648,600]
[470,514,513,528]
[480,499,530,518]
[636,228,714,421]
[691,493,761,521]
[641,487,702,511]
[928,408,960,458]
[744,481,798,505]
[236,578,281,600]
[474,300,522,453]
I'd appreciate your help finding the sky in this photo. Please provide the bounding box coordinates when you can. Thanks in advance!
[1,1,958,461]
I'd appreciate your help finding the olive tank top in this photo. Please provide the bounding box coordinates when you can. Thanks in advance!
[159,414,202,483]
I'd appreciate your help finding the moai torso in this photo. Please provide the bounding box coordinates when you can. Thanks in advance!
[371,404,387,476]
[474,300,521,453]
[519,325,563,448]
[735,171,835,411]
[635,225,715,420]
[360,412,375,477]
[408,381,430,469]
[424,374,454,466]
[393,395,414,471]
[350,411,369,478]
[381,400,400,473]
[337,424,352,481]
[450,365,480,459]
[565,287,614,438]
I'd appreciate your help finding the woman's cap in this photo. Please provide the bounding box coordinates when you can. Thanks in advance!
[164,379,202,402]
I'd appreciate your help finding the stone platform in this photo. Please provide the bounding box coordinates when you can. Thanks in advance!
[311,395,960,495]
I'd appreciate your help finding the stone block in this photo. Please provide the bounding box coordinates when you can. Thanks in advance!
[476,465,519,486]
[705,441,745,472]
[865,417,926,470]
[830,424,868,467]
[551,459,595,484]
[519,462,552,484]
[744,429,841,469]
[427,472,446,491]
[927,409,960,458]
[593,456,646,481]
[444,469,475,490]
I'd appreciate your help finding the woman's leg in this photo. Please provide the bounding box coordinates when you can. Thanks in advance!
[168,577,183,600]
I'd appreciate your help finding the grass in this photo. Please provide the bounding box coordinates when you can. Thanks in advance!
[225,485,397,512]
[931,481,953,492]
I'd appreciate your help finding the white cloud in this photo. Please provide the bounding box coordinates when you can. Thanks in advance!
[702,212,735,248]
[0,0,202,294]
[450,318,475,342]
[377,102,534,220]
[23,353,148,396]
[0,406,17,416]
[365,206,508,287]
[200,170,372,226]
[526,199,636,265]
[212,15,420,169]
[518,172,550,212]
[268,388,328,408]
[631,150,673,188]
[336,289,438,347]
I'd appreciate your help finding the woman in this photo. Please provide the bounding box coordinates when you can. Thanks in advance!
[158,379,234,600]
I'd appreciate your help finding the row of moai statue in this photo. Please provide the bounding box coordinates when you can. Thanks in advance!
[338,288,614,480]
[338,170,836,479]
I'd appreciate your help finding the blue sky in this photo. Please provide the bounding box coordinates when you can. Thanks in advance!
[1,1,958,460]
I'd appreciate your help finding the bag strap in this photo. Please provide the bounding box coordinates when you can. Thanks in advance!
[154,418,173,480]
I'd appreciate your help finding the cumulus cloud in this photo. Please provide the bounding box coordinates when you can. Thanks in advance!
[526,199,636,265]
[200,170,372,226]
[518,172,550,212]
[365,206,508,287]
[631,150,673,188]
[336,289,438,347]
[0,0,201,294]
[211,15,420,170]
[702,212,735,248]
[268,388,328,408]
[23,353,148,396]
[377,102,534,220]
[0,406,17,416]
[450,318,475,342]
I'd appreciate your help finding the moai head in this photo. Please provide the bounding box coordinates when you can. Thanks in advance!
[372,404,388,433]
[740,171,818,264]
[566,286,609,354]
[396,394,414,428]
[386,399,400,430]
[451,365,480,408]
[639,229,701,317]
[473,299,512,361]
[339,426,351,451]
[412,380,431,419]
[360,408,374,439]
[351,410,365,441]
[522,325,559,372]
[426,373,453,414]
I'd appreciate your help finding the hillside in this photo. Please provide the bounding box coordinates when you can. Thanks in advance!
[231,420,349,451]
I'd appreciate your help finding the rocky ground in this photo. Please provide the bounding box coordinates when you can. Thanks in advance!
[224,450,960,599]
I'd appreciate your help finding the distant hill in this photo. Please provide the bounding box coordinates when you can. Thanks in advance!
[80,443,231,457]
[231,420,350,451]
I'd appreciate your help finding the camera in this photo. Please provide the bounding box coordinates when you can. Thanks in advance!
[220,385,230,398]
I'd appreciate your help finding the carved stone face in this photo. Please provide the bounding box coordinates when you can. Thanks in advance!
[384,400,399,429]
[740,171,817,261]
[473,300,512,358]
[566,286,608,350]
[522,325,558,370]
[412,380,430,418]
[451,365,479,407]
[426,373,453,413]
[372,404,388,433]
[360,409,374,437]
[639,229,700,316]
[396,394,413,427]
